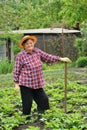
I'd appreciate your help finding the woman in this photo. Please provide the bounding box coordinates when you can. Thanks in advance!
[13,35,71,119]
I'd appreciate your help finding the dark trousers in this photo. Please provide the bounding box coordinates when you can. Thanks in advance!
[20,86,50,115]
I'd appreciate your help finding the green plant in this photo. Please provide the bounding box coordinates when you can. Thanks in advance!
[75,38,83,56]
[74,22,87,57]
[0,66,87,130]
[76,56,87,67]
[0,59,14,74]
[25,126,40,130]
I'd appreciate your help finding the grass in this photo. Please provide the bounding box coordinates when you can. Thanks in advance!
[0,60,14,74]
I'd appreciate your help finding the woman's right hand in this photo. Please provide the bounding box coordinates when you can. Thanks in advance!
[14,83,20,94]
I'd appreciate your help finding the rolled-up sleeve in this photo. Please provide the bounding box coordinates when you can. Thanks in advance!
[13,55,22,83]
[38,49,60,63]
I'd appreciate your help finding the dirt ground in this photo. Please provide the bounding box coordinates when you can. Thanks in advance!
[69,67,87,84]
[14,121,45,130]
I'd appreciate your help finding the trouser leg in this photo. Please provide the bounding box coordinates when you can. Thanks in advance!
[20,86,33,115]
[33,88,50,114]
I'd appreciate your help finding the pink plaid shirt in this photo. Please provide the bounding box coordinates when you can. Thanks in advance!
[13,48,60,89]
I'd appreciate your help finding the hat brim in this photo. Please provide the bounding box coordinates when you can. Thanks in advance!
[19,35,37,49]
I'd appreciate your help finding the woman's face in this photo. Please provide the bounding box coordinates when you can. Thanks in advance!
[23,39,35,52]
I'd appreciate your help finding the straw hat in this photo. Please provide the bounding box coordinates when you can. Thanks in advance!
[19,35,37,49]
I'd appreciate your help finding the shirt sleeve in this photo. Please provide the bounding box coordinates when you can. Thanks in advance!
[13,54,22,83]
[38,48,61,63]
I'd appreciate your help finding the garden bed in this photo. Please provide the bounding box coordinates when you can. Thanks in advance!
[0,67,87,130]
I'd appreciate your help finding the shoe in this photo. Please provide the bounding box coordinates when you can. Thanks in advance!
[26,115,31,120]
[38,115,45,123]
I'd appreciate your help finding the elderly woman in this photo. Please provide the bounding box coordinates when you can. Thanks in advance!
[13,35,71,120]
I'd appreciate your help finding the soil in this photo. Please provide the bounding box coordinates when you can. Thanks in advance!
[69,67,87,84]
[13,121,44,130]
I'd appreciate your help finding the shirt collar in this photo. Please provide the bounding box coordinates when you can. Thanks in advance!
[22,48,36,55]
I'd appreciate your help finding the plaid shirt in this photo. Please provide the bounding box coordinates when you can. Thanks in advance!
[13,48,60,89]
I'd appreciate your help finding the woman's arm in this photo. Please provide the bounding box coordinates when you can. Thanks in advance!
[38,48,61,63]
[38,48,72,63]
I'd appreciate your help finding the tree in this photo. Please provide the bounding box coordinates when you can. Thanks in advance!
[0,0,87,31]
[59,0,87,26]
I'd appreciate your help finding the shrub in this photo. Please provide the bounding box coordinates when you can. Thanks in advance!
[76,56,87,67]
[42,63,48,70]
[0,59,14,74]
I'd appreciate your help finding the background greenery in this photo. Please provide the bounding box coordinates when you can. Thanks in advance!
[0,0,86,72]
[0,0,87,59]
[0,0,87,30]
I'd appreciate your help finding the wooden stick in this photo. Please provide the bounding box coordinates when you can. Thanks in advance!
[64,62,67,113]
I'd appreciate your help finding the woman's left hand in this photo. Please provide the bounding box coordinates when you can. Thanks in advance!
[60,57,72,63]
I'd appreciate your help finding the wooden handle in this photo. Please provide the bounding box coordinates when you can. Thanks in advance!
[64,62,67,113]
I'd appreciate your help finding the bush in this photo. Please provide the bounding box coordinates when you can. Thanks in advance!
[0,59,14,74]
[42,63,48,70]
[76,56,87,67]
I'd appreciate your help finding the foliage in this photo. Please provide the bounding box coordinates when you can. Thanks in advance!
[75,22,87,57]
[76,56,87,67]
[42,62,61,71]
[0,33,23,56]
[10,34,23,55]
[0,87,27,130]
[0,0,86,60]
[0,59,14,74]
[0,0,86,30]
[59,0,87,25]
[0,0,63,30]
[75,38,83,56]
[26,126,40,130]
[0,66,87,129]
[81,22,87,56]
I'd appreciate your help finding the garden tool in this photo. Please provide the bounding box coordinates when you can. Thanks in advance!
[61,26,72,113]
[60,57,72,113]
[64,62,67,113]
[64,59,72,113]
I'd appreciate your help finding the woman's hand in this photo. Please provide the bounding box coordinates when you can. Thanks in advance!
[60,57,72,63]
[14,83,20,94]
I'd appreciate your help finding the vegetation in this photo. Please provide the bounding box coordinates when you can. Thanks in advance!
[76,56,87,67]
[0,1,87,129]
[0,0,87,60]
[0,59,14,74]
[0,0,87,30]
[0,66,87,129]
[75,23,87,57]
